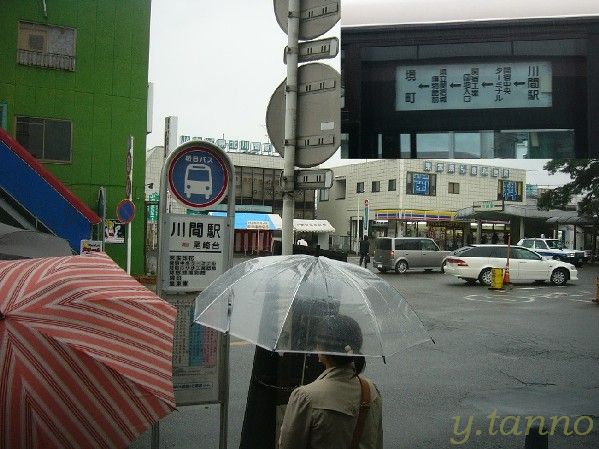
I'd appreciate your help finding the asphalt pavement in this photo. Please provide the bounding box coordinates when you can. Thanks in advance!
[131,258,599,449]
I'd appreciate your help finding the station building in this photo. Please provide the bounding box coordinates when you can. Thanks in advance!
[341,1,599,159]
[317,159,527,251]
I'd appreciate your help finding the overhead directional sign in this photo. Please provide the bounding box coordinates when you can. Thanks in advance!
[274,0,340,40]
[396,61,552,111]
[294,168,334,189]
[167,141,229,209]
[266,62,341,167]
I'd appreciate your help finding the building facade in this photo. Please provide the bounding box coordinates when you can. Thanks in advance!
[317,159,526,251]
[0,0,151,273]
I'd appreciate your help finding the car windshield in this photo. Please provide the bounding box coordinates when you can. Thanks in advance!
[545,239,564,249]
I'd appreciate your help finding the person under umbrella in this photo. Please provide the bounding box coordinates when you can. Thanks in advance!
[279,314,383,449]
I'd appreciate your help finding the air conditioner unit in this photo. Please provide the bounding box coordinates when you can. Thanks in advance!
[27,33,46,52]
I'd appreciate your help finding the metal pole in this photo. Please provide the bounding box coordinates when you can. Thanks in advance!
[281,0,300,256]
[218,150,236,449]
[126,136,133,274]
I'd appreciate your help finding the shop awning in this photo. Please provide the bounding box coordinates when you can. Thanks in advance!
[455,203,579,221]
[546,215,597,225]
[209,212,282,230]
[293,219,335,233]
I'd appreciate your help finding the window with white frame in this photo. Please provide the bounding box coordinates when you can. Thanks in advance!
[17,22,76,71]
[319,189,329,201]
[16,116,72,162]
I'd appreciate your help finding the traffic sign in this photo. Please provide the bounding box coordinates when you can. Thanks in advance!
[294,168,334,189]
[266,62,341,167]
[274,0,340,40]
[167,141,229,209]
[116,199,136,224]
[284,37,339,64]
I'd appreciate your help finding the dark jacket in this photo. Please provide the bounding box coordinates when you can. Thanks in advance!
[359,239,370,255]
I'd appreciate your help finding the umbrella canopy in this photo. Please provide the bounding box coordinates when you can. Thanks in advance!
[0,254,177,449]
[194,255,431,358]
[0,223,73,259]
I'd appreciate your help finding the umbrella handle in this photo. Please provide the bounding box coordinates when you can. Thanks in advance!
[300,353,307,385]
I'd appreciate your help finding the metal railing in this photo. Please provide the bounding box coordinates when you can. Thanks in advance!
[17,49,75,71]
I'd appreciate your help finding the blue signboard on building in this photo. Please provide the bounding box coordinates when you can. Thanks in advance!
[413,173,430,195]
[502,180,519,201]
[167,143,229,208]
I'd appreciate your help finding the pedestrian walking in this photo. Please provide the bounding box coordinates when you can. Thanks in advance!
[491,232,499,244]
[359,235,370,268]
[279,314,383,449]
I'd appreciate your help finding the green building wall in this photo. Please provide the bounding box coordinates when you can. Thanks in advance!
[0,0,151,274]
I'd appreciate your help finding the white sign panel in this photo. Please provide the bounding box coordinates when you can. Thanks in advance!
[169,294,220,405]
[161,214,226,293]
[396,61,552,111]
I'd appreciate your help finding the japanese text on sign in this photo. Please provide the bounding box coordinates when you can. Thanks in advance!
[397,61,552,111]
[161,214,226,293]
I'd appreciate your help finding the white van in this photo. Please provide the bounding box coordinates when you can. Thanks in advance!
[185,164,212,199]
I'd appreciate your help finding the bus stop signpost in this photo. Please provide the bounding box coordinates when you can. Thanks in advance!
[156,140,235,449]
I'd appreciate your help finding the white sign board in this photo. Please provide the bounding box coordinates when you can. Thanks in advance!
[473,200,505,212]
[161,214,226,293]
[396,61,552,111]
[80,239,103,255]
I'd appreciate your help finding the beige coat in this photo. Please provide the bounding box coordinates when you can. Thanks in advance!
[279,367,383,449]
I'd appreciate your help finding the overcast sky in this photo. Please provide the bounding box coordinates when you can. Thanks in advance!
[147,0,576,186]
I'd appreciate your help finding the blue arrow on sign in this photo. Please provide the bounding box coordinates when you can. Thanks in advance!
[167,144,229,209]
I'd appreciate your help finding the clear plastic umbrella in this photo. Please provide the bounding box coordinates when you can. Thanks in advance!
[194,255,432,358]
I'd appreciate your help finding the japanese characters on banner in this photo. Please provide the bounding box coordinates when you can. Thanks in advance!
[161,214,225,293]
[396,61,552,111]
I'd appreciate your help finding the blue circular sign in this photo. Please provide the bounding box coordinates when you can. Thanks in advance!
[168,143,229,208]
[116,199,136,224]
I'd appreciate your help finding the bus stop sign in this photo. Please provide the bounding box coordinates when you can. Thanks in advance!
[167,141,229,209]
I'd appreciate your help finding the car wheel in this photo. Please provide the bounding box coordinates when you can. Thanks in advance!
[550,268,569,286]
[395,260,408,274]
[441,261,446,273]
[377,267,387,273]
[478,268,492,286]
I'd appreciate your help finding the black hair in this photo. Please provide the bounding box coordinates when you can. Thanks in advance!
[315,314,366,375]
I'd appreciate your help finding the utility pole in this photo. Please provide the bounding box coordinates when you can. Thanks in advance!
[281,0,300,256]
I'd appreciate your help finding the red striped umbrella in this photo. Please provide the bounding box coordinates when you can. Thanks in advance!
[0,254,177,449]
